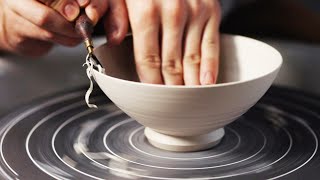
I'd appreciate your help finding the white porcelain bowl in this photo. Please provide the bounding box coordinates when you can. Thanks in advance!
[92,35,282,152]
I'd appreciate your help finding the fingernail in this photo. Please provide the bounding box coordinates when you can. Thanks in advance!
[77,0,88,6]
[64,3,79,21]
[201,72,215,85]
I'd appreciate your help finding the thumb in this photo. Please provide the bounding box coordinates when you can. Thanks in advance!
[84,0,109,25]
[39,0,80,21]
[104,0,128,45]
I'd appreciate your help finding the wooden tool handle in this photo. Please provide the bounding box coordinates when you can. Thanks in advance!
[75,10,94,40]
[75,10,94,54]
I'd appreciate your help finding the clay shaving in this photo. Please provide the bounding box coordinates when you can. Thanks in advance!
[83,53,104,108]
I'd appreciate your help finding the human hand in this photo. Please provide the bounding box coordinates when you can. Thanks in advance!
[0,0,128,56]
[40,0,129,48]
[125,0,221,85]
[0,0,83,56]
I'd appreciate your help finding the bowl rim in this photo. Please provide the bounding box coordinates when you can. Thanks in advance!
[93,34,283,89]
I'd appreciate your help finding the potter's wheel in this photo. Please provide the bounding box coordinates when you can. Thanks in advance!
[0,86,319,179]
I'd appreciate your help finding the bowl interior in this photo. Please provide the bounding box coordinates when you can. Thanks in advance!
[94,35,282,85]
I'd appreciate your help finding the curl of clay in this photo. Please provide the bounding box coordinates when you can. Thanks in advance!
[83,53,104,108]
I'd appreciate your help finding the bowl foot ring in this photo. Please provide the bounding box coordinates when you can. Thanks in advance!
[144,127,225,152]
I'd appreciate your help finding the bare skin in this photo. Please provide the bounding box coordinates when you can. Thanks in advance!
[0,0,80,56]
[126,0,221,85]
[0,0,221,86]
[0,0,128,56]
